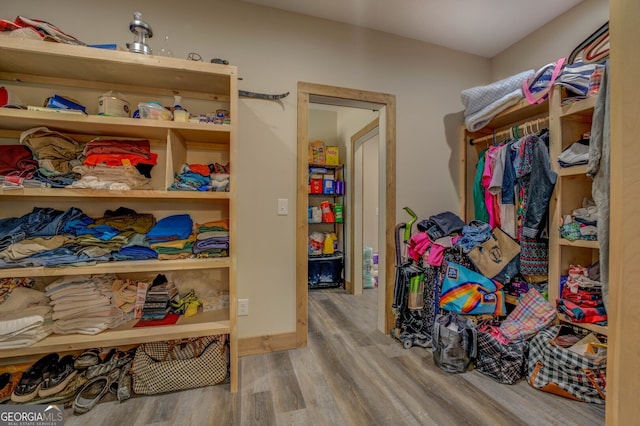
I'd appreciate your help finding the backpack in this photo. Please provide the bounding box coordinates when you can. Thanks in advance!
[432,312,477,374]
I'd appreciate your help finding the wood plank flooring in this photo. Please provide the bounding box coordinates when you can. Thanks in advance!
[64,287,605,425]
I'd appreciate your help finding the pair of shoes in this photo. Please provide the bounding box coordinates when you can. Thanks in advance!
[11,353,59,402]
[39,355,77,398]
[74,348,101,370]
[73,367,120,415]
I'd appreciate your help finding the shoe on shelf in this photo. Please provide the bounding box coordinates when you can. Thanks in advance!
[0,372,19,403]
[74,348,101,370]
[39,354,78,398]
[73,367,121,415]
[11,353,59,403]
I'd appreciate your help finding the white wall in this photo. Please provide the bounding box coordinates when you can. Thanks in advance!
[491,0,609,79]
[2,0,490,338]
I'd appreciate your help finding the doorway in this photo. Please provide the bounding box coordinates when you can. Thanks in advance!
[296,82,396,347]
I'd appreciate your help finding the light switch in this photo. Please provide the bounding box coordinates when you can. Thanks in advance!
[277,198,288,215]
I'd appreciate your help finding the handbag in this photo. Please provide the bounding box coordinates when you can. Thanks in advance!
[468,227,520,280]
[432,312,477,374]
[498,288,556,342]
[132,335,228,395]
[475,321,529,385]
[440,262,506,316]
[527,325,606,404]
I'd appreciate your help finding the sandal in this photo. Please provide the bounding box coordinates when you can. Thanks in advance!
[11,353,59,403]
[39,354,78,398]
[73,367,120,415]
[74,348,101,370]
[116,361,132,402]
[0,372,18,403]
[85,348,117,379]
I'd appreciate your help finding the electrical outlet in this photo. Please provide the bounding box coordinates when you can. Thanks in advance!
[237,299,249,316]
[277,198,288,215]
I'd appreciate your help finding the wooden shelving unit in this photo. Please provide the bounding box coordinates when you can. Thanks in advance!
[548,85,606,336]
[0,38,239,391]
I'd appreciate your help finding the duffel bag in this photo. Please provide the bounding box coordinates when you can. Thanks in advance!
[475,322,529,385]
[527,325,606,404]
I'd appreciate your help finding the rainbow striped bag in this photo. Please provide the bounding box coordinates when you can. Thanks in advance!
[440,262,506,316]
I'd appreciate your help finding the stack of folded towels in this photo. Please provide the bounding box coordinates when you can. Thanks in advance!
[0,279,52,349]
[46,274,125,335]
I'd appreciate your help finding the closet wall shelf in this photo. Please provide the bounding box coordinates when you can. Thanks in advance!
[558,316,607,336]
[558,238,599,249]
[560,96,597,118]
[481,99,548,130]
[557,165,588,177]
[0,38,234,99]
[0,110,232,144]
[0,188,231,200]
[0,258,231,279]
[0,310,230,359]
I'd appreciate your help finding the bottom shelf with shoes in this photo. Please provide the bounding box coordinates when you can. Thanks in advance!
[308,252,343,289]
[0,333,229,415]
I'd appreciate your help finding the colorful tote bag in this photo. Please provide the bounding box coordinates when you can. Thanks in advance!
[440,262,506,316]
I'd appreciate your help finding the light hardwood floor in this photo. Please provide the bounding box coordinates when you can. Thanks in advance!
[64,287,605,425]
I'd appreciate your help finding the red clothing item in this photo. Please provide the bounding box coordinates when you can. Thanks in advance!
[84,152,158,167]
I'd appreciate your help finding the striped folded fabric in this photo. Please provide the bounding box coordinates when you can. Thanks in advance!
[555,60,604,96]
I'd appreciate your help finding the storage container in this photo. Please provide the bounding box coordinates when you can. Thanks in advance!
[308,252,343,288]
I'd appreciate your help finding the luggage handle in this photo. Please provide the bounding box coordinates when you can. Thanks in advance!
[584,369,606,400]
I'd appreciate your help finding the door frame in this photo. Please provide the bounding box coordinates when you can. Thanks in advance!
[296,82,396,346]
[350,118,380,296]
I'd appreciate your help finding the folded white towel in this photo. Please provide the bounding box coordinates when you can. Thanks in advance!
[461,69,535,131]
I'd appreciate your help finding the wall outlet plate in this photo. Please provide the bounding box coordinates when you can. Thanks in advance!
[238,298,249,316]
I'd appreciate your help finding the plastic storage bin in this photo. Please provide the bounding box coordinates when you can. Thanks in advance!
[308,252,343,288]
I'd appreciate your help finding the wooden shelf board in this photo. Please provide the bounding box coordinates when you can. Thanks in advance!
[0,109,231,144]
[558,315,608,336]
[558,164,589,177]
[482,99,548,130]
[0,38,235,97]
[505,295,519,305]
[560,96,597,118]
[0,257,230,279]
[308,163,344,169]
[559,238,599,249]
[0,187,231,200]
[0,309,230,359]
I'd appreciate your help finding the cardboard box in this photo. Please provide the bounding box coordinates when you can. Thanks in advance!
[325,146,339,165]
[309,140,325,164]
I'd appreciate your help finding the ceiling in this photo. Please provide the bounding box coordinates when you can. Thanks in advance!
[241,0,583,58]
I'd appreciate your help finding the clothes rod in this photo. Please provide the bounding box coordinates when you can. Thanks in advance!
[469,117,549,146]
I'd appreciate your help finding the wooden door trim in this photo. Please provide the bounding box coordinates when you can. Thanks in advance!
[296,82,396,347]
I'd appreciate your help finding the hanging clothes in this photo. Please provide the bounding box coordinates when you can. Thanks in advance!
[515,131,557,280]
[473,147,490,223]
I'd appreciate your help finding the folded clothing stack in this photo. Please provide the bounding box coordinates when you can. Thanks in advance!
[45,274,125,335]
[0,286,52,349]
[193,219,229,257]
[557,264,606,324]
